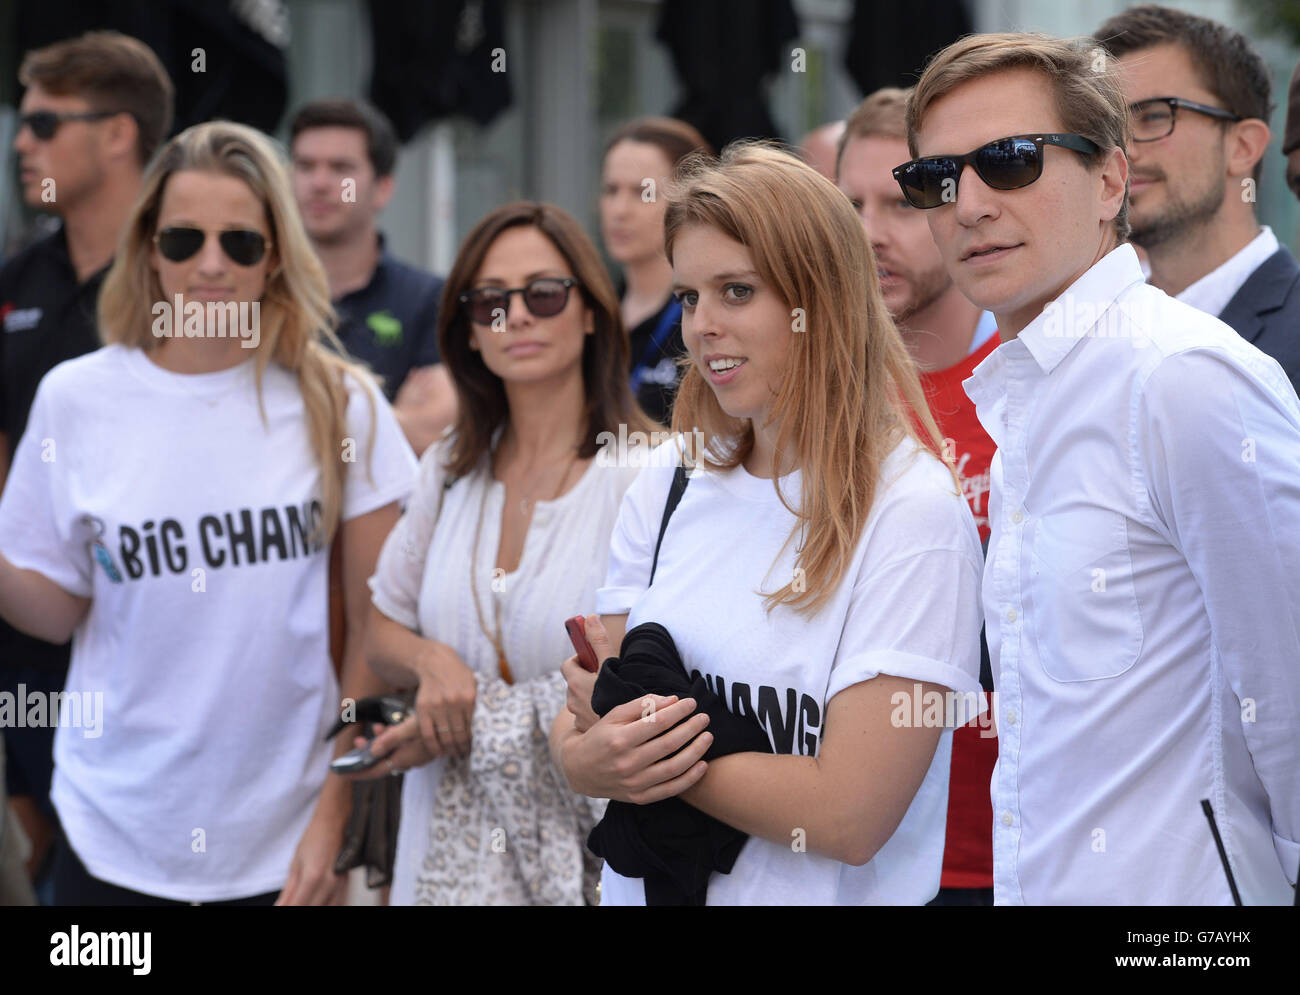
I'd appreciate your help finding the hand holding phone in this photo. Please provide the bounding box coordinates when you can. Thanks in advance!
[565,615,601,673]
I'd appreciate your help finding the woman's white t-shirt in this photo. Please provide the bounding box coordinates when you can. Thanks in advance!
[0,344,417,901]
[368,437,640,905]
[594,436,984,905]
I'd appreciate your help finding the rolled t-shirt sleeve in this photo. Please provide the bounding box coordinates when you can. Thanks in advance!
[368,439,449,631]
[341,369,417,521]
[0,375,93,597]
[594,445,678,616]
[826,471,984,705]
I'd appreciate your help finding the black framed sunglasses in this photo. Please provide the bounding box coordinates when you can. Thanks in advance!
[154,227,271,267]
[1129,97,1242,143]
[893,133,1101,209]
[458,277,580,325]
[19,109,118,141]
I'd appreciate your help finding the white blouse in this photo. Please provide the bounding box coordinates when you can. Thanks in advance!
[369,434,640,904]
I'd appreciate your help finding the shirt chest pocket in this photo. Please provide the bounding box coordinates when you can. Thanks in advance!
[1028,507,1143,682]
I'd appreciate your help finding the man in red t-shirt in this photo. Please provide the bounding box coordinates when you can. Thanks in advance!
[835,88,999,904]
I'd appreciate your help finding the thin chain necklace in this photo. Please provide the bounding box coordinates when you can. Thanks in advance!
[470,441,583,685]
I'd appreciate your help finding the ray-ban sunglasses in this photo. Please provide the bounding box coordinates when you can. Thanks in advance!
[458,277,580,325]
[154,227,271,267]
[893,133,1101,209]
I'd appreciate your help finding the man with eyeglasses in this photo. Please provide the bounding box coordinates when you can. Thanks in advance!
[0,31,173,904]
[902,31,1300,904]
[1097,5,1300,394]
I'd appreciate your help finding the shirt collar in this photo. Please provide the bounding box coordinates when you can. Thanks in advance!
[1174,225,1279,317]
[1017,243,1146,375]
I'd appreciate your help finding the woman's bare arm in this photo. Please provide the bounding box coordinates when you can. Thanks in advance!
[0,550,89,644]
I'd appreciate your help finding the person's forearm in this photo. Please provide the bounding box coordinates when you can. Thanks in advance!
[677,753,874,863]
[364,603,436,689]
[0,552,88,644]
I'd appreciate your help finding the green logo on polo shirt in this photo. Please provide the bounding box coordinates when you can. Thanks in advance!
[367,310,402,346]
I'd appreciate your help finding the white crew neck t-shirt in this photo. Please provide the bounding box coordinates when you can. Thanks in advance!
[0,344,416,901]
[594,436,984,905]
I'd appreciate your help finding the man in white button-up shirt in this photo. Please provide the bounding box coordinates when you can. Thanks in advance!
[900,32,1300,904]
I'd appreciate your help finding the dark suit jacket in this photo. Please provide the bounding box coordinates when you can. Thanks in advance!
[1218,246,1300,394]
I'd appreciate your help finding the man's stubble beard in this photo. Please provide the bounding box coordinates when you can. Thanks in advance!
[1129,163,1227,251]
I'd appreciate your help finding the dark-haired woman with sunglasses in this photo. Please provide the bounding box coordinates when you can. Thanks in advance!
[345,201,656,904]
[0,121,417,905]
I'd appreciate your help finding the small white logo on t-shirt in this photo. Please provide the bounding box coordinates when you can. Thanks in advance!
[3,306,42,332]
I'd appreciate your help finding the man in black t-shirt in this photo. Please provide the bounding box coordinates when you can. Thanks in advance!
[290,100,455,456]
[0,31,173,901]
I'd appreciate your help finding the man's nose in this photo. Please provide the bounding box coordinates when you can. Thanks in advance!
[952,163,998,225]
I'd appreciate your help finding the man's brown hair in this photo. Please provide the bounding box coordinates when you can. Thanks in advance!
[836,87,910,177]
[19,30,174,167]
[1096,4,1271,182]
[907,32,1131,241]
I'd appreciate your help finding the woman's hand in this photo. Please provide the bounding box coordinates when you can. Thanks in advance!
[338,718,439,780]
[276,806,348,906]
[562,613,609,733]
[411,640,476,757]
[560,694,713,804]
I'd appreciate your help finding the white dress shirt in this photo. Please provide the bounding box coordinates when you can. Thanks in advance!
[1176,225,1279,318]
[964,243,1300,905]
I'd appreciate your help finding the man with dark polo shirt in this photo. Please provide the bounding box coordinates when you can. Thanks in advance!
[836,88,999,905]
[290,99,455,456]
[0,31,173,901]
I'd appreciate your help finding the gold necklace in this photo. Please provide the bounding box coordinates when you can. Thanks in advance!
[470,444,583,684]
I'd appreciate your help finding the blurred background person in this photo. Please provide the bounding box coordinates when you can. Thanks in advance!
[1098,4,1300,392]
[836,86,998,906]
[0,121,414,905]
[798,120,845,181]
[356,201,652,905]
[290,98,455,457]
[599,117,711,426]
[0,30,173,904]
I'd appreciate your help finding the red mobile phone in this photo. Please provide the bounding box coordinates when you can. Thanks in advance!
[565,615,601,673]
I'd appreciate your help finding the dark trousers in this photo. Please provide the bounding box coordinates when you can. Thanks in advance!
[51,831,278,906]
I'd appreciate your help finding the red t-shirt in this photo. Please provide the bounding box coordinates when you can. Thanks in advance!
[920,332,999,890]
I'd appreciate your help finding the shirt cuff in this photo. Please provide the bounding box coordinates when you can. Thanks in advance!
[826,649,984,708]
[1,546,93,600]
[367,574,419,631]
[594,585,641,616]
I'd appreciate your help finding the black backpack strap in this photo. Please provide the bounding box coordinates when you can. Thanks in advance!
[649,464,690,586]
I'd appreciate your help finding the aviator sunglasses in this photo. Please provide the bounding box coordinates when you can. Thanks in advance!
[458,277,580,325]
[154,227,271,267]
[893,133,1101,209]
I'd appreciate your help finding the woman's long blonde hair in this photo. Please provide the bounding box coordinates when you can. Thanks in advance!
[666,142,955,617]
[98,120,374,547]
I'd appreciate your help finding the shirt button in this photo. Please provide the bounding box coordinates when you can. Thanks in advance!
[1002,811,1014,827]
[1006,608,1018,623]
[1011,509,1024,524]
[1006,709,1016,725]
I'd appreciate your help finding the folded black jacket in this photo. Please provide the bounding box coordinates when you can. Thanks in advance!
[586,622,773,905]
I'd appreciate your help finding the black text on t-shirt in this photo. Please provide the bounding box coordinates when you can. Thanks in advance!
[114,500,324,579]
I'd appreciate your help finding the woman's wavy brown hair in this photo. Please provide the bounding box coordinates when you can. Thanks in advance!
[98,120,376,548]
[439,201,654,477]
[665,141,955,618]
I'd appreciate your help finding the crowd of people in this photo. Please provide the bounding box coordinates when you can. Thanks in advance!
[0,3,1297,907]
